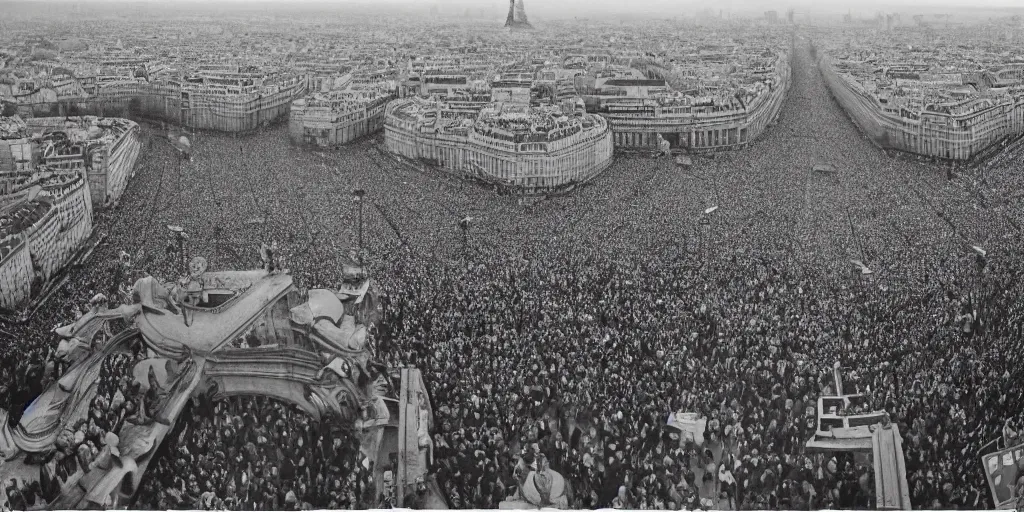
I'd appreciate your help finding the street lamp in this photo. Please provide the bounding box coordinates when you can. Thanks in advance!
[353,189,366,268]
[969,245,988,331]
[700,206,718,261]
[167,225,188,276]
[458,216,472,259]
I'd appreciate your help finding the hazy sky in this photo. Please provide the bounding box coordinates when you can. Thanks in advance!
[35,0,1024,18]
[56,0,1024,6]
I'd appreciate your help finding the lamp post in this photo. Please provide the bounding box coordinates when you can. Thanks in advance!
[353,189,366,268]
[167,225,188,276]
[701,206,718,262]
[212,223,222,268]
[178,232,187,275]
[969,245,987,333]
[458,216,472,259]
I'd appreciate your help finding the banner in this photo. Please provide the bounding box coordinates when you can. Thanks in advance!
[667,412,707,446]
[981,442,1024,507]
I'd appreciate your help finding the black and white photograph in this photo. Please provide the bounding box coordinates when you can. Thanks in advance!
[0,0,1022,509]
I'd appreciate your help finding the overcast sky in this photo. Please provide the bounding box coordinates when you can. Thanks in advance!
[30,0,1024,18]
[52,0,1024,6]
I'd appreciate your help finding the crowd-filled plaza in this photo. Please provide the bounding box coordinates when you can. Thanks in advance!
[0,35,1022,510]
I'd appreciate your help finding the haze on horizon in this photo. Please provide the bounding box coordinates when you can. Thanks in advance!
[14,0,1024,19]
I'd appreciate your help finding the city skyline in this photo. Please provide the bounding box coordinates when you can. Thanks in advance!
[10,0,1024,18]
[1,2,1023,511]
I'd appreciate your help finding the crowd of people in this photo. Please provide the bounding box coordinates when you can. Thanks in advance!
[136,396,374,510]
[1,41,1023,511]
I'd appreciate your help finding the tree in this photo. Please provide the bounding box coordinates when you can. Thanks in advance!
[1,102,16,117]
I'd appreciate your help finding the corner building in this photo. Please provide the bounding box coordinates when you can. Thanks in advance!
[819,54,1024,161]
[385,98,614,194]
[289,90,393,148]
[591,52,791,152]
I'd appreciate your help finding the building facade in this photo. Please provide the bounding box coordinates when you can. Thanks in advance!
[819,55,1024,160]
[289,91,393,147]
[0,116,141,310]
[591,53,792,153]
[385,98,614,194]
[8,76,307,133]
[0,173,93,310]
[24,117,142,207]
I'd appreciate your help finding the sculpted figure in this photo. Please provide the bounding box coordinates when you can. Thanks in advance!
[308,375,360,425]
[131,276,179,313]
[259,242,280,273]
[657,134,671,157]
[54,295,142,365]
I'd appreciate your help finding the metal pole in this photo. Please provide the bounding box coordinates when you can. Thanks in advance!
[700,216,708,262]
[358,200,364,268]
[178,234,185,275]
[353,189,366,268]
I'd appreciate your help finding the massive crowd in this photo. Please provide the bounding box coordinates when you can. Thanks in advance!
[1,42,1023,511]
[136,396,374,510]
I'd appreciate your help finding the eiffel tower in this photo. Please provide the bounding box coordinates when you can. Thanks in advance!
[504,0,533,29]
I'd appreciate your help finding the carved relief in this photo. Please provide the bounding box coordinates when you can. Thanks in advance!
[53,295,142,365]
[2,266,407,510]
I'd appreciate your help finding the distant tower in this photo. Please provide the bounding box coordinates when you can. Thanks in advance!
[505,0,533,29]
